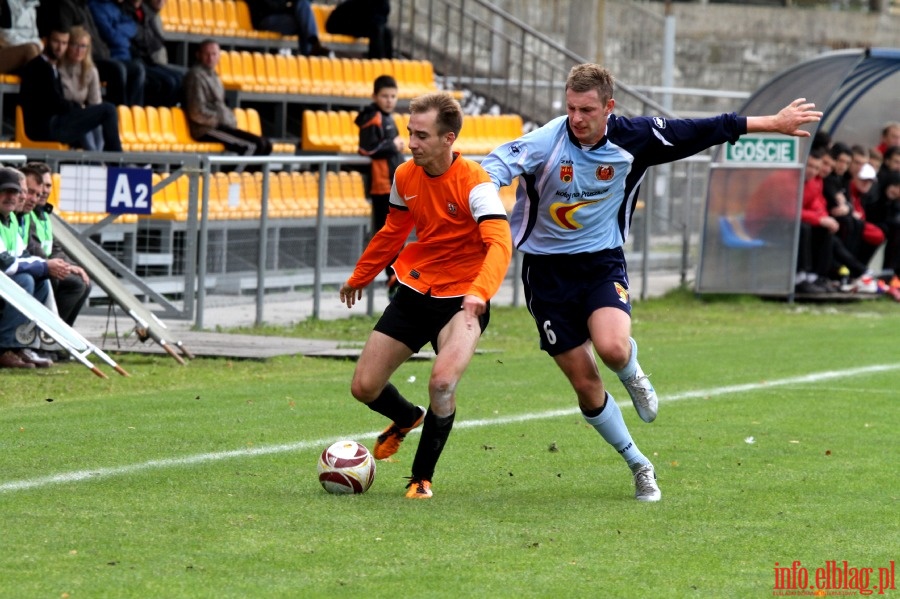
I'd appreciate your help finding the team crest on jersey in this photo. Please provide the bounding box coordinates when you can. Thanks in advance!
[596,165,614,181]
[560,164,573,183]
[652,117,666,129]
[614,282,629,304]
[446,201,458,216]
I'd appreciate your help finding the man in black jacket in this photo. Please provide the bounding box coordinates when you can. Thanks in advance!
[18,27,122,150]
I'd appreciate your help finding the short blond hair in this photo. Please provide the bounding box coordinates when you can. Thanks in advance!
[409,92,463,137]
[566,64,615,103]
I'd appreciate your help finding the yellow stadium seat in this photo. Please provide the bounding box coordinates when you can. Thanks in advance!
[245,107,262,137]
[340,57,367,97]
[217,50,241,91]
[15,106,69,150]
[307,56,325,96]
[156,107,183,151]
[222,0,240,35]
[233,106,248,131]
[295,55,312,92]
[144,106,174,152]
[277,54,298,90]
[131,105,159,151]
[158,0,184,32]
[233,0,260,38]
[200,0,217,33]
[264,53,287,93]
[117,105,139,151]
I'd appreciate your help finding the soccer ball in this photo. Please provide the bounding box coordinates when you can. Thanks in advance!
[317,440,376,494]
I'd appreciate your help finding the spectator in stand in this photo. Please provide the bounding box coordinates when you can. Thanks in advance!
[823,142,862,263]
[37,0,144,105]
[355,74,404,298]
[247,0,331,57]
[183,39,272,156]
[865,145,900,254]
[58,26,104,150]
[326,0,392,59]
[869,146,883,172]
[19,162,91,327]
[875,121,900,156]
[124,0,182,106]
[846,162,885,271]
[18,27,122,151]
[0,0,41,74]
[0,166,66,369]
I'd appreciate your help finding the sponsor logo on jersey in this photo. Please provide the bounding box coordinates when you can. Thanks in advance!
[549,198,602,230]
[560,165,573,183]
[596,165,614,181]
[446,202,458,216]
[652,117,667,129]
[614,282,629,303]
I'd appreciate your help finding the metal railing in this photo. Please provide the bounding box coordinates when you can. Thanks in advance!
[391,0,676,124]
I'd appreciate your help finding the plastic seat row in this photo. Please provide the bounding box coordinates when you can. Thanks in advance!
[159,0,364,46]
[301,110,524,156]
[116,105,295,154]
[216,51,438,99]
[148,169,370,222]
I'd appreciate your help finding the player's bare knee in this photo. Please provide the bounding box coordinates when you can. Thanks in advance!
[349,378,378,403]
[596,338,630,370]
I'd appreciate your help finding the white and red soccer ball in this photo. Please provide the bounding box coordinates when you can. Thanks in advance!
[317,440,376,494]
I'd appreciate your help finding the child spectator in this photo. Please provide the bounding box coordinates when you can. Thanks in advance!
[355,74,404,297]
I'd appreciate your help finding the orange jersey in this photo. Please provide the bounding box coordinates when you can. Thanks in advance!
[347,153,512,300]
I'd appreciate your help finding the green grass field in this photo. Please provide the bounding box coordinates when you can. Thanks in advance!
[1,290,897,598]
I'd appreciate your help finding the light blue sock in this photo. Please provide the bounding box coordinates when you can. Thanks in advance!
[615,337,639,381]
[582,393,649,470]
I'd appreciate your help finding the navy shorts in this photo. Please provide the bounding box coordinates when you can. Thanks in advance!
[374,285,491,353]
[522,248,631,356]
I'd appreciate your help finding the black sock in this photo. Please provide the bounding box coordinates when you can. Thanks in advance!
[411,409,455,481]
[579,392,609,419]
[366,383,420,426]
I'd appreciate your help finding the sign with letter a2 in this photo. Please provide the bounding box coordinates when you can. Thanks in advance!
[106,168,152,215]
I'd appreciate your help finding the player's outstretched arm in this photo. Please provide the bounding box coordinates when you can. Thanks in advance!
[746,98,823,138]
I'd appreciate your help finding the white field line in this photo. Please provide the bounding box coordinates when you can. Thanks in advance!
[1,363,896,494]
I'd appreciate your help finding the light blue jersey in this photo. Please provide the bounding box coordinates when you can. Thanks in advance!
[481,112,747,255]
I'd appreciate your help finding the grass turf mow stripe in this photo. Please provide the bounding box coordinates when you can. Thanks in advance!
[1,363,896,494]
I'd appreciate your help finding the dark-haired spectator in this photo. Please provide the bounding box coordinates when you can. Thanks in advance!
[18,28,122,151]
[183,40,272,156]
[247,0,331,57]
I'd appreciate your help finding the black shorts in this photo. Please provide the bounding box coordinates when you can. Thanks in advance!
[374,285,491,353]
[522,248,631,356]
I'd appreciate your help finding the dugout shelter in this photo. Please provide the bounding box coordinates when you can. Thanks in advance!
[695,48,900,297]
